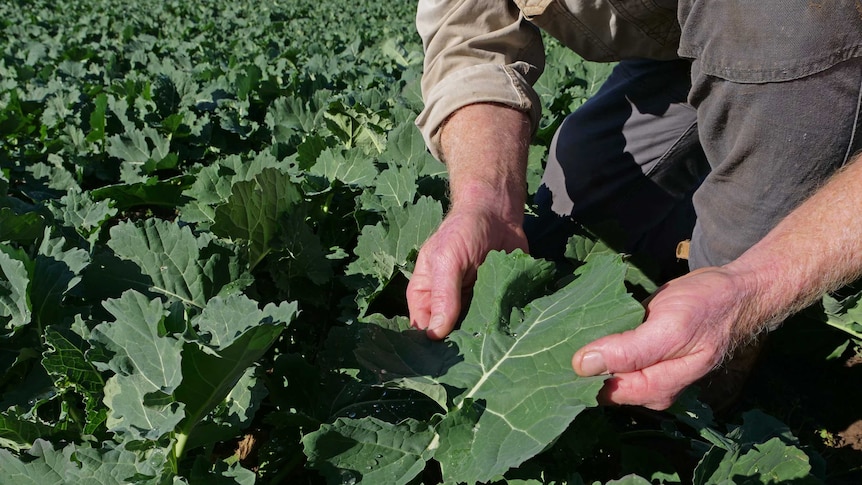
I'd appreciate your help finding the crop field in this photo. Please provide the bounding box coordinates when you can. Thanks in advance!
[1,0,861,483]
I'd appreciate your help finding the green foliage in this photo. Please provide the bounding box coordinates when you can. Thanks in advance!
[0,0,844,483]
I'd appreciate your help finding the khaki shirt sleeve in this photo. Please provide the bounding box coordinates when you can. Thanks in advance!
[415,0,545,160]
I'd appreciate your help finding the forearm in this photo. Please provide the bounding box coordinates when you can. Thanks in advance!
[407,103,533,337]
[726,152,862,336]
[439,103,532,222]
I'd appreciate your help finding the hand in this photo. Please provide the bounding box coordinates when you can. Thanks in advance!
[571,266,757,410]
[407,203,528,340]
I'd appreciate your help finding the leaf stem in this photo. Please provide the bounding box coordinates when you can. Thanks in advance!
[822,319,862,340]
[173,431,190,464]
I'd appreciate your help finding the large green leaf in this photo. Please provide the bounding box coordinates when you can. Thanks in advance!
[0,208,46,245]
[271,211,332,287]
[41,327,104,397]
[90,175,194,211]
[93,290,182,393]
[211,168,302,270]
[354,321,461,410]
[309,147,378,188]
[0,440,171,485]
[302,417,438,485]
[30,235,89,327]
[69,443,171,485]
[92,291,185,440]
[180,152,283,224]
[694,410,821,485]
[48,192,116,247]
[0,249,31,333]
[372,164,417,209]
[107,219,239,308]
[183,368,266,452]
[102,373,185,441]
[174,298,296,455]
[0,409,54,452]
[0,440,79,485]
[434,252,643,484]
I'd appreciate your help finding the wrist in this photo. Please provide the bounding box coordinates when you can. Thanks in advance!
[721,257,786,337]
[449,180,526,224]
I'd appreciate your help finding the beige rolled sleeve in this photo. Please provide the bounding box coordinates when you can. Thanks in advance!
[415,0,546,160]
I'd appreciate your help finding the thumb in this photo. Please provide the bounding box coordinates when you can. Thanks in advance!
[572,322,678,376]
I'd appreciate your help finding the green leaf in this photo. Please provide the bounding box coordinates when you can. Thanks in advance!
[697,438,817,485]
[42,327,104,397]
[0,249,31,333]
[30,235,89,327]
[193,294,297,350]
[266,95,323,143]
[0,440,79,485]
[302,417,438,485]
[373,164,417,208]
[271,211,332,287]
[102,373,185,441]
[172,299,295,453]
[211,168,302,270]
[49,192,117,241]
[183,367,267,452]
[0,409,54,452]
[606,475,653,485]
[90,175,194,210]
[0,208,46,244]
[175,318,291,456]
[93,290,182,393]
[85,93,108,143]
[323,101,391,153]
[694,410,822,485]
[820,293,862,340]
[565,234,657,294]
[346,196,442,312]
[190,456,257,485]
[310,147,378,188]
[435,252,644,484]
[26,159,80,196]
[179,151,283,224]
[354,321,461,410]
[70,442,172,485]
[107,130,151,165]
[92,291,185,440]
[0,440,172,485]
[107,219,232,308]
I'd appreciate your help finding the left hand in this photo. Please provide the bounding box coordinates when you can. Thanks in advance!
[572,266,757,410]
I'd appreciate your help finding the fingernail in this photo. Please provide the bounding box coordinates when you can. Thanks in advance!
[580,352,608,376]
[429,314,445,331]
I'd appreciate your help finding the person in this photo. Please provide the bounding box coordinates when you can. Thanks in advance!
[406,0,862,410]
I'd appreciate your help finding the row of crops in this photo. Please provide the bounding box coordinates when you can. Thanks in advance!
[1,0,859,483]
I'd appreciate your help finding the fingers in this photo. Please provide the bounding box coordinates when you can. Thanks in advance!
[572,323,710,409]
[424,251,465,340]
[571,273,732,409]
[407,238,467,340]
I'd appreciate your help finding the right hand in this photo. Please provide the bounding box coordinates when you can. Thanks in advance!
[407,201,528,339]
[408,103,532,339]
